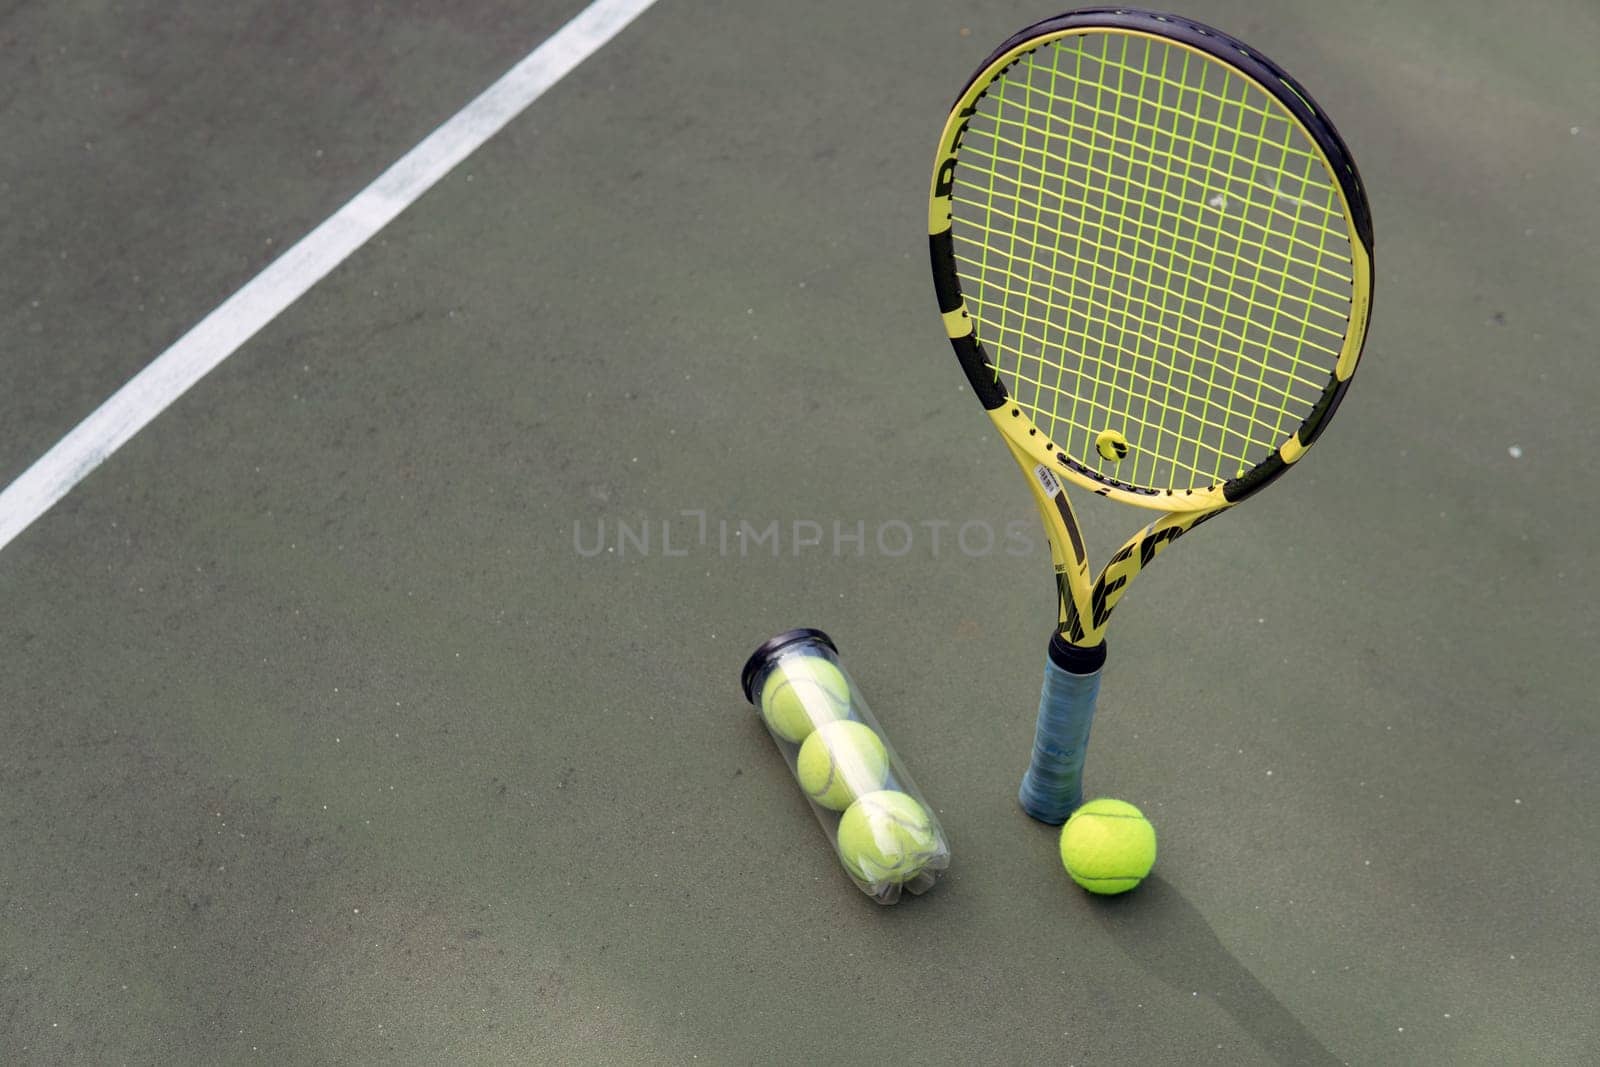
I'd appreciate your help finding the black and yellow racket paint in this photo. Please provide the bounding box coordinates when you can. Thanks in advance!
[929,8,1374,823]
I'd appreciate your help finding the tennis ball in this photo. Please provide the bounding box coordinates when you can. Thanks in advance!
[836,790,940,885]
[1095,429,1129,461]
[796,720,890,811]
[1058,797,1156,895]
[759,656,850,743]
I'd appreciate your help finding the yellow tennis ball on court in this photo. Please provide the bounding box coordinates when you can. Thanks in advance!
[759,656,850,743]
[795,720,889,811]
[836,790,940,885]
[1058,797,1156,895]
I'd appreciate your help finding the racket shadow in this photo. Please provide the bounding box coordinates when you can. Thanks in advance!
[1086,874,1342,1066]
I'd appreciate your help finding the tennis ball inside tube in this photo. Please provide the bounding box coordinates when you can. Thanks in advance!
[796,720,889,811]
[759,656,850,743]
[837,790,940,885]
[1058,798,1156,895]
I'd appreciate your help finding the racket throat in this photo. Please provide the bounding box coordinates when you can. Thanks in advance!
[1028,462,1098,642]
[1056,571,1093,645]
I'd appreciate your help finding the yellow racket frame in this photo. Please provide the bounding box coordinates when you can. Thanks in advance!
[929,10,1374,646]
[931,23,1373,518]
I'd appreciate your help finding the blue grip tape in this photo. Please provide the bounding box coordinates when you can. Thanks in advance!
[1017,644,1104,825]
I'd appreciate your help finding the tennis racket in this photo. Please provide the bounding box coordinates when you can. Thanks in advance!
[928,8,1374,824]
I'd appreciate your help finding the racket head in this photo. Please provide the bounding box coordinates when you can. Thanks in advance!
[930,8,1374,512]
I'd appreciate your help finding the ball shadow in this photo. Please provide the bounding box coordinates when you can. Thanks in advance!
[1084,873,1342,1065]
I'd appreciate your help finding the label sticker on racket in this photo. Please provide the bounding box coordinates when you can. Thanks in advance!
[1033,465,1065,499]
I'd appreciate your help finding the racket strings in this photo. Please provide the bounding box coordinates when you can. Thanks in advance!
[958,125,1351,284]
[949,31,1356,492]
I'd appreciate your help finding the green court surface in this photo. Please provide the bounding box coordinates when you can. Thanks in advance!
[2,1,1596,1063]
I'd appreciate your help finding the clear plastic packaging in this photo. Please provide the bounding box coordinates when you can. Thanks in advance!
[740,629,950,904]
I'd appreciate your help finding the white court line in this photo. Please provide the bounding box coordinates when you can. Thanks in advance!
[0,0,659,554]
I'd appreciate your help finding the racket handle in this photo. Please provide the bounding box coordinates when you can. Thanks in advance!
[1017,635,1108,825]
